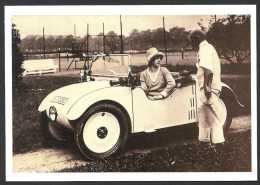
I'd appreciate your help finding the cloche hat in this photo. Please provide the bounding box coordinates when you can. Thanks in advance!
[147,47,164,65]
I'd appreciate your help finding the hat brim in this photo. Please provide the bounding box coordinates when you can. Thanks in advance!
[148,52,164,64]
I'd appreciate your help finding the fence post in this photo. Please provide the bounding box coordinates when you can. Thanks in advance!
[58,48,61,72]
[43,27,45,59]
[163,17,167,67]
[120,15,124,54]
[26,49,28,60]
[103,23,105,54]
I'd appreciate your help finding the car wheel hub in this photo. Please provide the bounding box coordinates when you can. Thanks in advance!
[83,112,120,153]
[97,127,108,139]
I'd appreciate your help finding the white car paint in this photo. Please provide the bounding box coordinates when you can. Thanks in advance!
[132,84,198,133]
[67,85,133,126]
[38,80,111,129]
[38,74,239,134]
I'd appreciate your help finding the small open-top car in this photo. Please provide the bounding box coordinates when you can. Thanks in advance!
[38,54,243,160]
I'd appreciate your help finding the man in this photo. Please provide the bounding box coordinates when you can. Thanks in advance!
[182,30,225,150]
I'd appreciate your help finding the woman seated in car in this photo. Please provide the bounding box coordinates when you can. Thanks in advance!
[140,47,176,100]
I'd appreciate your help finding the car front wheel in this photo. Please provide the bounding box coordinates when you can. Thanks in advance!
[74,103,129,160]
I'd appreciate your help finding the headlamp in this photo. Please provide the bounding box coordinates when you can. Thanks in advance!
[49,106,57,122]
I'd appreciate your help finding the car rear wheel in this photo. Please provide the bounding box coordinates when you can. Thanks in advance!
[74,103,129,160]
[220,98,233,134]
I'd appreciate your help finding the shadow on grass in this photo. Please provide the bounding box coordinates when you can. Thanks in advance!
[124,123,198,154]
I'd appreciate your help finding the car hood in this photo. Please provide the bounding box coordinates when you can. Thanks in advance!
[38,80,111,112]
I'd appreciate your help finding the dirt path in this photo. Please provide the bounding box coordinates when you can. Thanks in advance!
[13,115,251,173]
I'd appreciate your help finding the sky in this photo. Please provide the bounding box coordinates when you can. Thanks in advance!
[12,15,227,39]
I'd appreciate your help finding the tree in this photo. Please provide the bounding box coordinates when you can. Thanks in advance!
[129,29,141,50]
[151,28,165,49]
[21,35,37,51]
[203,15,250,64]
[140,29,152,49]
[63,35,74,50]
[12,23,24,84]
[45,36,55,51]
[35,37,43,52]
[197,15,215,33]
[169,27,189,50]
[106,31,120,53]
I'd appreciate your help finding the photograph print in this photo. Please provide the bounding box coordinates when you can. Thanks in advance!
[5,5,257,181]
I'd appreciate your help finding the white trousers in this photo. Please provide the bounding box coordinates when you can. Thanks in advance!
[198,89,225,144]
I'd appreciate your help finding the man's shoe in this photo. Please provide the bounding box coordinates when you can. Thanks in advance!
[213,142,227,153]
[199,141,213,149]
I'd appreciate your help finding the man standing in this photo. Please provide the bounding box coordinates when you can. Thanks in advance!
[183,30,225,149]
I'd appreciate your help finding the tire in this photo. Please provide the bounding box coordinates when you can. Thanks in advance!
[222,107,233,134]
[219,95,233,134]
[74,103,129,160]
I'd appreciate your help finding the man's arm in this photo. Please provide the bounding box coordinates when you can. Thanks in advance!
[198,45,213,100]
[203,68,213,99]
[179,65,197,76]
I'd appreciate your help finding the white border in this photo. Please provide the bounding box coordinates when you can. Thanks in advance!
[5,5,257,181]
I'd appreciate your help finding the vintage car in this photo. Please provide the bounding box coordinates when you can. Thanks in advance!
[38,54,243,160]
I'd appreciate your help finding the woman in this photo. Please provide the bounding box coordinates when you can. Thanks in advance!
[140,47,176,100]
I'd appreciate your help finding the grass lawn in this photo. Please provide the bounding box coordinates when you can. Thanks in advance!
[58,130,251,172]
[12,74,251,156]
[12,76,77,153]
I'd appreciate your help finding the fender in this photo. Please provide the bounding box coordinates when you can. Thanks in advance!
[221,82,244,107]
[67,86,133,128]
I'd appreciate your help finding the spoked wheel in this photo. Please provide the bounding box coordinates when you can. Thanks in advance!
[74,103,129,160]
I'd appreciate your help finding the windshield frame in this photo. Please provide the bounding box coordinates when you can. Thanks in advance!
[85,54,131,78]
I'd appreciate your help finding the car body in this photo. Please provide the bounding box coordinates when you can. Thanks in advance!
[38,54,243,160]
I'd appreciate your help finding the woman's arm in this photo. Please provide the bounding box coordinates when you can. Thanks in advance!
[160,68,176,98]
[140,71,148,93]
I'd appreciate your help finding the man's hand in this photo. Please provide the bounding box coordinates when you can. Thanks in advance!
[179,70,189,76]
[151,94,164,100]
[204,85,212,99]
[179,66,198,77]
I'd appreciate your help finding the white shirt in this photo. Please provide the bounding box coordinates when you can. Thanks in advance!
[196,40,222,92]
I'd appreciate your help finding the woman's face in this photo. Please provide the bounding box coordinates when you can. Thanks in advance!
[151,56,161,68]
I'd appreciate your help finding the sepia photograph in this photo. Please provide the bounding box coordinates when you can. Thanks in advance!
[5,4,257,181]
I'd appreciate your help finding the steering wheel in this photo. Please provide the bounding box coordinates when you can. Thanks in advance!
[106,69,118,75]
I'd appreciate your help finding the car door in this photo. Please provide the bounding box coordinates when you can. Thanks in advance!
[131,84,197,133]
